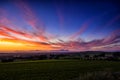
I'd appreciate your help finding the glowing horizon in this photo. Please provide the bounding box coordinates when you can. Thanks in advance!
[0,0,120,52]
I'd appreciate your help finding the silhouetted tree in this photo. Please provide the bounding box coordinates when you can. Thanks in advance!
[38,55,48,60]
[113,52,120,58]
[98,53,105,57]
[93,55,98,60]
[1,58,14,62]
[84,55,90,60]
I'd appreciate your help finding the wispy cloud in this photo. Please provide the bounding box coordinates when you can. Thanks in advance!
[0,1,120,51]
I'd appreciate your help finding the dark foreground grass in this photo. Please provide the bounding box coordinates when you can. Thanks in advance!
[77,71,120,80]
[0,60,120,80]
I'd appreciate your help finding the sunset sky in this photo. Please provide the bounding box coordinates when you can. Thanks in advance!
[0,0,120,52]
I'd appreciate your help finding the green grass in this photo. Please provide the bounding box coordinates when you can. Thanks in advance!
[0,60,120,80]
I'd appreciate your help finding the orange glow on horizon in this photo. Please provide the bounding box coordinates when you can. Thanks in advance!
[0,38,54,51]
[0,1,119,52]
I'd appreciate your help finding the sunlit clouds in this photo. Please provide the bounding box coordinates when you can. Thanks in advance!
[0,0,120,52]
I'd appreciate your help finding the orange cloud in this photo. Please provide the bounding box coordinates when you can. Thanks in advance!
[0,1,119,52]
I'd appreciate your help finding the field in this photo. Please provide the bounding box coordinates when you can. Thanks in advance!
[0,60,120,80]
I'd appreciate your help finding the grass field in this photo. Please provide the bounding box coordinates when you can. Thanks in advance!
[0,60,120,80]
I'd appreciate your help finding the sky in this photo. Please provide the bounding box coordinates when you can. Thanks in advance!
[0,0,120,52]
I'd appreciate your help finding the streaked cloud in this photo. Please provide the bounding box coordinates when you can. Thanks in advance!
[0,1,120,52]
